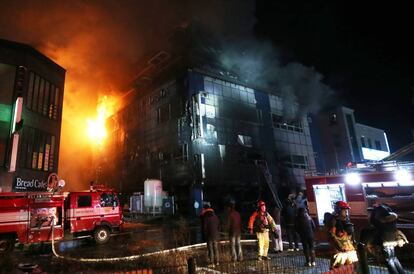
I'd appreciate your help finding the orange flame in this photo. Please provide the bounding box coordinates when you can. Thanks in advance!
[86,95,118,146]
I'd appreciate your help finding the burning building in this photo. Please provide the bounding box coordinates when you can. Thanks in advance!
[0,39,65,192]
[101,26,316,214]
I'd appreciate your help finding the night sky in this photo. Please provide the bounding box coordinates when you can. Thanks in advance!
[255,1,414,151]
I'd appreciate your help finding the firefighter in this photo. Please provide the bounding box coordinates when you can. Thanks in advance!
[248,200,277,260]
[324,200,358,269]
[360,204,408,274]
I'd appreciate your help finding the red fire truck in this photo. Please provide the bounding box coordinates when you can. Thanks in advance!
[305,161,414,241]
[0,185,122,254]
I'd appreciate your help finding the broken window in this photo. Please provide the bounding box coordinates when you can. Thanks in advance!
[280,154,308,169]
[272,114,303,132]
[237,134,253,147]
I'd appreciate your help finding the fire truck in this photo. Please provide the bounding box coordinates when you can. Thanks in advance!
[305,161,414,241]
[0,184,122,254]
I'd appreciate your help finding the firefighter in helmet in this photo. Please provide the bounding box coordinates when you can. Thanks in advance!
[324,200,358,269]
[248,200,277,260]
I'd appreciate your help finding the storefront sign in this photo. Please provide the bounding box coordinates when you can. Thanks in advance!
[13,177,47,192]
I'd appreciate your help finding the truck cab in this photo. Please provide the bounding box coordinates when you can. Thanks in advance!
[65,186,122,244]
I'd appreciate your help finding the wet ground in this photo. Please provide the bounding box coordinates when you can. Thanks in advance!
[0,216,203,273]
[2,217,414,273]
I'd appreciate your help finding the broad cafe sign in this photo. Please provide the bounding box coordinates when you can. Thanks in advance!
[13,173,58,192]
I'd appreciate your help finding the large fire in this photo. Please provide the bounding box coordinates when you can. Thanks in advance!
[87,95,118,146]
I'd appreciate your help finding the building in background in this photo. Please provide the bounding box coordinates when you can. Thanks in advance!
[355,123,390,161]
[101,26,316,214]
[0,39,65,192]
[309,106,390,173]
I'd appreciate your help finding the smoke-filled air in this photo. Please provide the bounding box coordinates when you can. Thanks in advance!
[0,0,333,190]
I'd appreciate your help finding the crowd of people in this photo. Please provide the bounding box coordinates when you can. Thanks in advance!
[199,191,409,272]
[199,191,314,266]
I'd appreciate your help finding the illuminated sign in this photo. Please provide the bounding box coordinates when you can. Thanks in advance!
[361,147,390,161]
[13,177,47,192]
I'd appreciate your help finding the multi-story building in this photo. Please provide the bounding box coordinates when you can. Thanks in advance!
[0,39,65,192]
[309,106,390,173]
[101,27,316,214]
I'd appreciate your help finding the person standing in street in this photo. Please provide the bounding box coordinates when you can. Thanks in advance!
[248,200,277,260]
[202,203,220,266]
[225,200,243,261]
[200,201,212,242]
[270,204,283,253]
[324,201,358,269]
[295,207,316,267]
[284,193,299,251]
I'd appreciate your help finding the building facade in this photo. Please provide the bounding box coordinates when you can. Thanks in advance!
[101,29,316,213]
[0,39,65,192]
[309,106,390,173]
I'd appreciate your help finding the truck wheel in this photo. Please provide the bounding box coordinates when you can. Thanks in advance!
[0,236,15,254]
[94,226,110,244]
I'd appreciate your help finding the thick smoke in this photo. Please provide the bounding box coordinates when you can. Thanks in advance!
[219,40,334,120]
[0,0,333,190]
[0,0,256,190]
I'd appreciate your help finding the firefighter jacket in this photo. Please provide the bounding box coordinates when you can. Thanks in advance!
[328,225,355,252]
[248,211,277,233]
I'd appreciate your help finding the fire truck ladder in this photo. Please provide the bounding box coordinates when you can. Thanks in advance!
[254,160,282,209]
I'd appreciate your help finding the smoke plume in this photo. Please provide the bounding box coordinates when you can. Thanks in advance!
[218,39,334,120]
[0,0,256,190]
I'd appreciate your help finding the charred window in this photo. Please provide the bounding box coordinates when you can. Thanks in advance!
[77,195,92,207]
[280,154,308,169]
[172,143,188,162]
[237,134,253,147]
[272,114,303,132]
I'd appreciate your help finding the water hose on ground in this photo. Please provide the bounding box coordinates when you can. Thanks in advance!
[50,220,256,262]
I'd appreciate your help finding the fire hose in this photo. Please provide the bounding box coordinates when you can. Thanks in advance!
[50,218,256,262]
